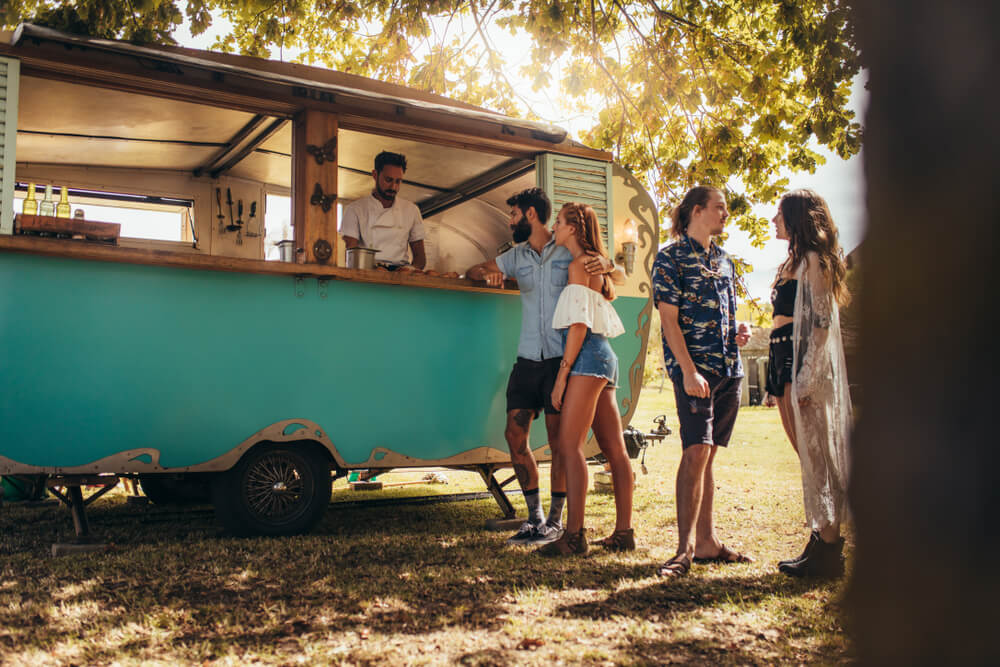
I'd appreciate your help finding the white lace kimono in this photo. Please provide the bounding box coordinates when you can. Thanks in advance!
[789,253,852,532]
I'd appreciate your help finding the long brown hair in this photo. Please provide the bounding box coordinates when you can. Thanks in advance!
[779,189,850,306]
[559,202,615,301]
[670,186,723,238]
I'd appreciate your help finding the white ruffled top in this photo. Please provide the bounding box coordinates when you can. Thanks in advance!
[551,284,626,338]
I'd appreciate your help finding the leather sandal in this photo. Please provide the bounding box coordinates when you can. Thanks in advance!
[692,544,753,564]
[593,528,636,552]
[656,554,691,578]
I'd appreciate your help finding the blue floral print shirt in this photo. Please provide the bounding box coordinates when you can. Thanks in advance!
[651,235,744,382]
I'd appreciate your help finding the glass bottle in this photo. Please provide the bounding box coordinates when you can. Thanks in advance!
[38,185,55,217]
[56,186,71,218]
[22,183,38,215]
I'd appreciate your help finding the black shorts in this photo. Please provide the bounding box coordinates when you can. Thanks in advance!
[766,323,794,397]
[506,357,562,416]
[671,371,742,449]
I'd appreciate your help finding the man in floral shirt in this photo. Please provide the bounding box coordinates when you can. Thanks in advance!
[651,186,752,578]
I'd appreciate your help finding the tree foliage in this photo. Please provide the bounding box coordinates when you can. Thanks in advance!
[3,1,862,248]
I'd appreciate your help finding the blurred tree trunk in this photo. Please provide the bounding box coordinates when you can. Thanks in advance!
[849,1,999,663]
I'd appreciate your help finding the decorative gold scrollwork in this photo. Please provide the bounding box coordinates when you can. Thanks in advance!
[310,183,336,212]
[306,138,337,165]
[616,167,660,423]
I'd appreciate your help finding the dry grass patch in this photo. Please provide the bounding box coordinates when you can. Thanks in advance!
[0,386,852,665]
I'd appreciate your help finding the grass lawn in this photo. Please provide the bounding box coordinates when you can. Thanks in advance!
[0,385,852,665]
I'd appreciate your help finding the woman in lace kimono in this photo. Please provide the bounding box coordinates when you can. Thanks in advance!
[537,203,634,556]
[768,189,852,578]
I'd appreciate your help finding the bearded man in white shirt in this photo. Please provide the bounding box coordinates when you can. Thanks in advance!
[341,151,426,270]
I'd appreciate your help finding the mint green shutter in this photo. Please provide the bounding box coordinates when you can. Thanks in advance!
[0,56,19,235]
[536,153,614,252]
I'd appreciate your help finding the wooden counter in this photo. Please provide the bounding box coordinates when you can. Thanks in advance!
[0,234,518,295]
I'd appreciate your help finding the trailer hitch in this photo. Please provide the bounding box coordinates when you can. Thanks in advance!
[623,414,672,474]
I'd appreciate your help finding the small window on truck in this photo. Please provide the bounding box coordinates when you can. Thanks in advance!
[12,184,193,242]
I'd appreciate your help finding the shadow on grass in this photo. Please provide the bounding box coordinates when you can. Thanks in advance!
[558,571,830,618]
[0,498,632,636]
[0,496,847,663]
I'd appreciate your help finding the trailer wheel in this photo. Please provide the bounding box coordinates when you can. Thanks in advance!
[138,474,211,505]
[212,444,331,537]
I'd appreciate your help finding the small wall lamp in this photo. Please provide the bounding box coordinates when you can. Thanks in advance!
[616,218,638,275]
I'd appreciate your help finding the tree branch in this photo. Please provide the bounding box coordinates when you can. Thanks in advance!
[467,0,543,117]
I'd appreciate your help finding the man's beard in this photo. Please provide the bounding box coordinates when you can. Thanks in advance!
[512,220,531,243]
[375,183,397,201]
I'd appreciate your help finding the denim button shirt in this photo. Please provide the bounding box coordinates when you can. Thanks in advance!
[651,235,744,382]
[496,239,572,361]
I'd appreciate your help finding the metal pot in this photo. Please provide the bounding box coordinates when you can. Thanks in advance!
[276,240,299,263]
[346,247,378,270]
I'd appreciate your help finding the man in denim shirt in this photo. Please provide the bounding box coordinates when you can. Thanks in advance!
[467,188,617,546]
[651,186,752,578]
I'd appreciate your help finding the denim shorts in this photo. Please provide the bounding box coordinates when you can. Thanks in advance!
[560,329,619,388]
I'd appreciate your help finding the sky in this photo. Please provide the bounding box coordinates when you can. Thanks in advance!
[175,14,867,304]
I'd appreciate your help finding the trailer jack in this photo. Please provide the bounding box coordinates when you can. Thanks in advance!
[46,475,119,556]
[478,464,529,531]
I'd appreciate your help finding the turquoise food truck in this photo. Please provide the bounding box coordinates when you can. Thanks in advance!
[0,24,658,537]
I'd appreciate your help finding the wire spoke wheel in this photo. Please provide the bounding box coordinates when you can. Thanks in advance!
[213,444,332,537]
[245,455,307,521]
[243,452,313,523]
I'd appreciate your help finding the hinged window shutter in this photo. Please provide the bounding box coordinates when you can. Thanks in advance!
[536,153,614,252]
[0,56,19,235]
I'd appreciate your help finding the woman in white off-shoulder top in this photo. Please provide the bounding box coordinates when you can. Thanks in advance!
[536,203,635,556]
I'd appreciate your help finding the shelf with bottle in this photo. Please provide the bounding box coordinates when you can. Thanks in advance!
[15,212,121,244]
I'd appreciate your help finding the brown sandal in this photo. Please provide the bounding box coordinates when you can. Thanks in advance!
[657,554,691,578]
[593,528,636,552]
[692,544,753,565]
[537,528,588,556]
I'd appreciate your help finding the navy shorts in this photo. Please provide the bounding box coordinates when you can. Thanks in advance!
[506,357,562,416]
[671,372,742,449]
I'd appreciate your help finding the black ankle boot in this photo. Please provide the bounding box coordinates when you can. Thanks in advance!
[779,531,820,568]
[779,536,845,578]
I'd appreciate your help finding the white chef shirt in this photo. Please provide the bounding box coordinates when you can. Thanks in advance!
[340,194,425,265]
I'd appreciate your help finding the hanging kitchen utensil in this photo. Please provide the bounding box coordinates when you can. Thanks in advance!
[215,188,225,233]
[225,188,239,232]
[245,200,259,237]
[236,199,244,245]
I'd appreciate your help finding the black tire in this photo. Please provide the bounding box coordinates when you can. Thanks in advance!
[211,444,331,537]
[138,474,212,505]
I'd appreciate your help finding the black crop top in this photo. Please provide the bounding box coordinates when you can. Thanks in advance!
[771,279,797,317]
